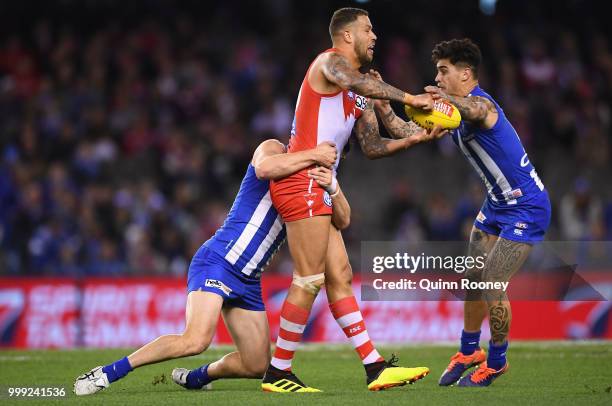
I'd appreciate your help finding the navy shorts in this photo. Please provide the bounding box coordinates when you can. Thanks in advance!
[187,246,265,311]
[474,191,551,244]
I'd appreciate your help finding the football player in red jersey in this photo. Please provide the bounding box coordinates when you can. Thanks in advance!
[263,7,443,392]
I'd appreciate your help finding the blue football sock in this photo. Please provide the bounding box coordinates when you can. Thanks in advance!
[460,330,481,355]
[102,357,133,383]
[186,364,216,389]
[487,340,509,370]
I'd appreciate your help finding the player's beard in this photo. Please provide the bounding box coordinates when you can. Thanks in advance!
[355,39,373,66]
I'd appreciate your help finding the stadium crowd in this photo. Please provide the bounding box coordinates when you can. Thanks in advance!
[0,0,610,275]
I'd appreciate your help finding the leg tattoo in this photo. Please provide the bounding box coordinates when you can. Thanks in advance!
[463,229,496,332]
[483,237,532,344]
[489,301,511,344]
[465,229,491,301]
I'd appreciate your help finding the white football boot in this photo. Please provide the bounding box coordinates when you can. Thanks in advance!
[172,368,212,390]
[74,366,110,396]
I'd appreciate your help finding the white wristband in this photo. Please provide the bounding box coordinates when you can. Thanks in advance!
[325,176,338,195]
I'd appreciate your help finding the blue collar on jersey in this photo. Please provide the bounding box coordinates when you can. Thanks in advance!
[467,84,481,97]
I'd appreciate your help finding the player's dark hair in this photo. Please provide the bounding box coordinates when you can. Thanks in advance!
[432,38,482,78]
[329,7,369,40]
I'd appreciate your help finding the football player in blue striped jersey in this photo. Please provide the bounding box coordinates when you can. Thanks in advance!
[74,140,342,395]
[426,38,551,387]
[371,38,551,386]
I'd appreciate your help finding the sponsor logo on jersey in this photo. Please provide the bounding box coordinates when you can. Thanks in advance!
[509,188,523,198]
[530,168,545,191]
[513,229,524,236]
[355,95,367,111]
[514,222,528,229]
[323,191,332,207]
[476,211,487,223]
[520,153,530,167]
[347,91,355,100]
[205,279,232,296]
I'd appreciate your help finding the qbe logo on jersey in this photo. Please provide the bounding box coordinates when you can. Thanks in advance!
[205,279,232,296]
[354,94,367,111]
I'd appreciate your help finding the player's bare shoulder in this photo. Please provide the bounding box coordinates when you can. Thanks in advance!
[308,51,347,94]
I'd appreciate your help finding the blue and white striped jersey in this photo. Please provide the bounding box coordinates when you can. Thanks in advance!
[451,85,545,206]
[203,164,286,277]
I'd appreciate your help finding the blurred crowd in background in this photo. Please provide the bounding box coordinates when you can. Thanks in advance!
[0,0,611,276]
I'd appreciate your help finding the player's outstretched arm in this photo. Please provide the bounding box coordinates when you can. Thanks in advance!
[425,85,498,128]
[367,69,446,142]
[308,166,351,230]
[367,70,425,140]
[321,53,433,109]
[375,100,447,143]
[374,99,425,139]
[354,102,437,159]
[354,103,408,159]
[253,140,337,180]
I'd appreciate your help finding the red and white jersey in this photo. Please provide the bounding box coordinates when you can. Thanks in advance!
[287,48,368,172]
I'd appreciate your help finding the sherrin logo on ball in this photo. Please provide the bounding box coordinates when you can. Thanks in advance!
[404,100,462,130]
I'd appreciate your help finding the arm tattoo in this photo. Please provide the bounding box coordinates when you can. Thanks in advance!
[378,107,421,139]
[326,53,406,103]
[444,95,495,123]
[354,103,390,159]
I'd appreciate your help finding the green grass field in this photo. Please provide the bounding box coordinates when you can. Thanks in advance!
[1,343,611,405]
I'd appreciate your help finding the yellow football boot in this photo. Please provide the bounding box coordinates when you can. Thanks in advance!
[367,355,429,391]
[261,366,321,393]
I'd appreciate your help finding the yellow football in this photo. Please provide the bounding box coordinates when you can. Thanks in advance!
[404,100,462,130]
